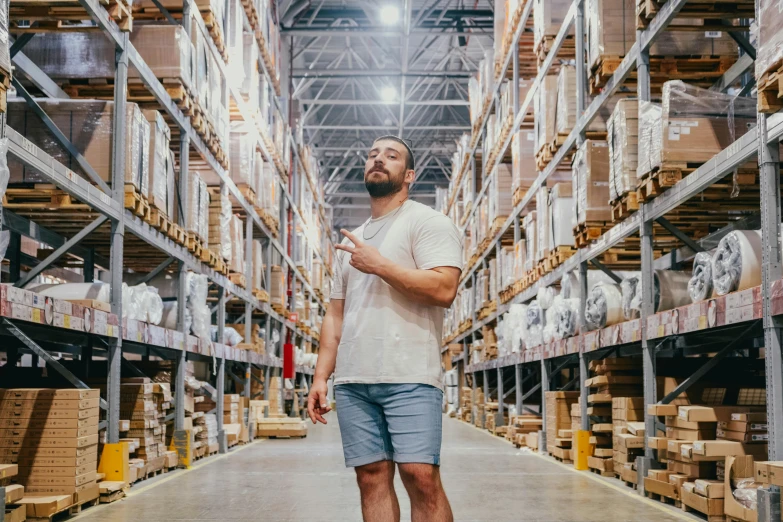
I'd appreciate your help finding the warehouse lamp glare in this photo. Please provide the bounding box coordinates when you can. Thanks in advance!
[380,4,400,24]
[380,87,397,102]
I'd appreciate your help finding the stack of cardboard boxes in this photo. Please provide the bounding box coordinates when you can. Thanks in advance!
[0,389,100,518]
[612,397,644,485]
[511,415,543,449]
[2,463,24,522]
[117,382,172,478]
[545,391,579,462]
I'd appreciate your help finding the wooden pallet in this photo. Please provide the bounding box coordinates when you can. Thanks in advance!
[124,185,151,220]
[636,0,754,28]
[26,495,100,521]
[229,271,247,288]
[758,60,783,113]
[534,34,576,64]
[543,246,576,273]
[499,278,525,304]
[512,186,527,207]
[185,232,204,258]
[588,467,616,477]
[132,4,227,62]
[11,0,132,31]
[146,207,170,234]
[610,191,639,222]
[573,221,612,248]
[168,222,186,245]
[477,300,498,321]
[644,491,681,508]
[3,186,90,210]
[590,54,735,93]
[680,500,725,522]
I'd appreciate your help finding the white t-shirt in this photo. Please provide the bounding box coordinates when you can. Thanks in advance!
[330,200,463,389]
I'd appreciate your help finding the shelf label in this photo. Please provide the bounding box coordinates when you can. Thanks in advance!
[21,137,37,156]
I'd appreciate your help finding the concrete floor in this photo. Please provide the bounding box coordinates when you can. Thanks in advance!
[73,417,696,522]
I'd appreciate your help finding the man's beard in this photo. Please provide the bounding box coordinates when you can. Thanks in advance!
[365,168,404,198]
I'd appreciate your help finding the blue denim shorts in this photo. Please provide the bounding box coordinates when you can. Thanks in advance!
[334,383,443,468]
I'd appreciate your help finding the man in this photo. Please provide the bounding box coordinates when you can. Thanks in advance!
[307,136,462,522]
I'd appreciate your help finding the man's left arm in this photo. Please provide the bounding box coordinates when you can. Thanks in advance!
[335,215,463,308]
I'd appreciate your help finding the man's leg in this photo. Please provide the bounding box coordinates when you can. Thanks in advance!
[398,463,453,522]
[355,460,400,522]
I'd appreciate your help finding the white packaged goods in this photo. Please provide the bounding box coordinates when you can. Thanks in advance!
[122,283,164,325]
[547,182,575,251]
[489,164,513,224]
[689,250,717,302]
[620,270,689,320]
[526,300,545,347]
[756,0,783,80]
[252,240,265,292]
[31,282,111,303]
[226,0,244,81]
[554,297,581,339]
[585,282,624,330]
[523,212,537,271]
[514,240,526,280]
[573,140,611,225]
[143,109,175,219]
[535,75,559,153]
[147,273,210,339]
[534,0,572,54]
[229,214,245,275]
[8,100,150,196]
[241,33,260,110]
[712,230,762,296]
[537,286,556,310]
[511,130,538,195]
[636,101,663,178]
[229,122,257,191]
[607,99,639,201]
[181,172,210,244]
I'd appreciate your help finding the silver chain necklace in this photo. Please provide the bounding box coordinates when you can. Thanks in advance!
[362,200,407,241]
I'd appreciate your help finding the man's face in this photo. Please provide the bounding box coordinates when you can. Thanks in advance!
[364,140,410,198]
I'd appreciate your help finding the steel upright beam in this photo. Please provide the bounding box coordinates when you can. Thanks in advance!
[579,261,589,430]
[496,367,504,426]
[575,0,586,146]
[760,113,783,462]
[217,287,227,453]
[106,34,129,444]
[174,134,190,433]
[515,364,522,414]
[540,359,551,454]
[245,217,253,344]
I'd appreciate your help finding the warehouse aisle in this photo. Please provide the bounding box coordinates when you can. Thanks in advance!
[73,418,693,522]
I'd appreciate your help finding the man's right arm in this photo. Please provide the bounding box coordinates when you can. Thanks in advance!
[307,298,344,424]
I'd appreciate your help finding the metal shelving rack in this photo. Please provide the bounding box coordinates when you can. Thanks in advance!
[444,0,783,516]
[0,0,327,456]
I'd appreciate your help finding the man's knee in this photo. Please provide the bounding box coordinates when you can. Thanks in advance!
[398,463,441,497]
[355,460,394,492]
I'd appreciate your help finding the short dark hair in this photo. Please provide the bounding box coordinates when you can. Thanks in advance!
[373,135,415,171]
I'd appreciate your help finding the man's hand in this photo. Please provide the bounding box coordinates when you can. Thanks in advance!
[307,379,331,424]
[334,229,389,275]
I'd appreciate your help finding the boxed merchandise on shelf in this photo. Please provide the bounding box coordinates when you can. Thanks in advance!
[545,183,575,252]
[637,81,756,180]
[607,99,639,203]
[555,65,613,137]
[252,240,265,293]
[533,0,572,58]
[8,100,150,197]
[144,109,176,220]
[208,184,232,263]
[488,164,513,226]
[270,266,285,308]
[241,33,260,110]
[229,214,245,275]
[534,75,559,155]
[511,130,537,197]
[523,211,537,271]
[572,140,611,225]
[535,187,549,261]
[229,122,258,195]
[191,18,230,147]
[177,171,210,245]
[545,391,579,458]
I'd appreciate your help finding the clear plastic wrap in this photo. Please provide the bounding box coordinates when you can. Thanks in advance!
[534,0,572,51]
[211,325,243,346]
[732,478,763,510]
[537,286,557,310]
[508,303,528,352]
[536,187,549,262]
[574,140,611,224]
[712,230,763,296]
[209,184,232,262]
[620,275,640,320]
[608,99,639,201]
[756,0,783,79]
[511,130,537,194]
[8,100,149,194]
[655,270,692,312]
[535,75,559,153]
[526,300,545,348]
[586,0,635,69]
[561,269,616,302]
[547,182,575,250]
[229,122,256,190]
[188,272,210,340]
[31,282,111,303]
[523,211,537,271]
[143,109,172,217]
[241,33,260,109]
[230,214,245,275]
[489,164,514,223]
[0,138,9,208]
[689,250,716,302]
[585,282,624,330]
[636,101,663,179]
[554,297,582,339]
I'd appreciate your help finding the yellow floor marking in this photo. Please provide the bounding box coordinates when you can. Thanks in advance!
[459,419,697,522]
[69,440,261,520]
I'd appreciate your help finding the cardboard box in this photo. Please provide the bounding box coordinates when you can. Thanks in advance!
[5,483,24,504]
[668,474,692,489]
[13,454,98,468]
[644,477,679,499]
[719,420,768,433]
[5,504,25,522]
[647,437,670,451]
[678,406,753,423]
[0,425,97,439]
[692,440,769,459]
[19,470,96,487]
[0,389,99,400]
[0,444,98,459]
[0,462,18,478]
[717,428,768,443]
[648,404,678,416]
[0,433,98,449]
[694,479,725,498]
[666,427,716,441]
[724,456,758,522]
[668,460,716,478]
[681,487,725,517]
[16,463,94,477]
[616,434,644,449]
[731,413,767,422]
[18,495,72,518]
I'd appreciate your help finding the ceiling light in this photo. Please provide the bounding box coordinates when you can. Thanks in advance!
[380,87,397,102]
[380,4,400,25]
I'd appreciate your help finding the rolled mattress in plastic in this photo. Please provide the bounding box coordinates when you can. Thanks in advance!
[30,282,111,303]
[712,230,762,296]
[688,250,717,302]
[554,297,581,339]
[585,283,624,330]
[655,270,692,312]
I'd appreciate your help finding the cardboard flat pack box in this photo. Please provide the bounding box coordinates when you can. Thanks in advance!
[0,400,100,417]
[725,456,758,522]
[17,463,95,477]
[648,404,678,416]
[616,434,644,449]
[717,428,768,443]
[24,479,97,496]
[668,460,716,478]
[0,433,99,449]
[20,470,96,487]
[694,479,725,498]
[14,454,98,468]
[644,476,678,499]
[678,406,753,423]
[5,483,25,504]
[0,425,97,439]
[681,487,724,517]
[0,444,98,460]
[666,415,714,431]
[647,437,670,451]
[668,474,692,489]
[18,495,73,518]
[5,504,25,522]
[0,462,18,478]
[719,420,768,433]
[0,416,101,430]
[0,389,99,401]
[753,461,783,483]
[731,413,767,423]
[665,427,716,441]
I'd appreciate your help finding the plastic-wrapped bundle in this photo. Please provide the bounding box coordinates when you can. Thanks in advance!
[144,110,173,218]
[542,302,558,343]
[620,275,640,320]
[713,230,763,296]
[526,300,545,348]
[689,250,716,302]
[31,282,111,302]
[655,270,692,312]
[561,269,617,302]
[554,297,581,339]
[189,273,211,340]
[585,283,624,330]
[608,99,639,202]
[537,286,557,310]
[209,184,232,262]
[229,214,245,275]
[211,326,243,346]
[756,0,783,81]
[160,301,189,331]
[229,122,256,190]
[636,101,662,178]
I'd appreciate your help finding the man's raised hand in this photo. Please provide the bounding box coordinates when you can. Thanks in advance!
[334,229,388,275]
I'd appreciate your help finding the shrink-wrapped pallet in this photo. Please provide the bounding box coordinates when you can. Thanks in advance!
[561,269,616,302]
[143,110,174,218]
[535,187,549,262]
[0,0,9,82]
[572,140,610,226]
[208,185,232,262]
[620,270,689,319]
[242,33,259,109]
[511,130,537,195]
[259,162,280,219]
[588,0,738,71]
[555,65,618,136]
[535,75,559,153]
[21,27,195,89]
[526,300,545,348]
[523,212,537,271]
[688,250,717,302]
[585,282,624,330]
[179,171,210,243]
[8,100,150,196]
[229,214,245,275]
[229,122,257,192]
[270,266,286,307]
[638,82,756,177]
[533,0,572,54]
[514,240,526,281]
[252,240,265,292]
[546,182,575,251]
[607,99,638,201]
[489,164,513,225]
[757,0,783,80]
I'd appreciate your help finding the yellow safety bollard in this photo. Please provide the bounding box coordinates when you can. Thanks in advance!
[573,430,593,471]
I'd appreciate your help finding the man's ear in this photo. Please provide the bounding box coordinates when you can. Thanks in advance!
[405,169,415,184]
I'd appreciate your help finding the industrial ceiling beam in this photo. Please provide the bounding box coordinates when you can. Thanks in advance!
[299,99,468,106]
[292,69,472,78]
[283,28,492,37]
[304,125,469,130]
